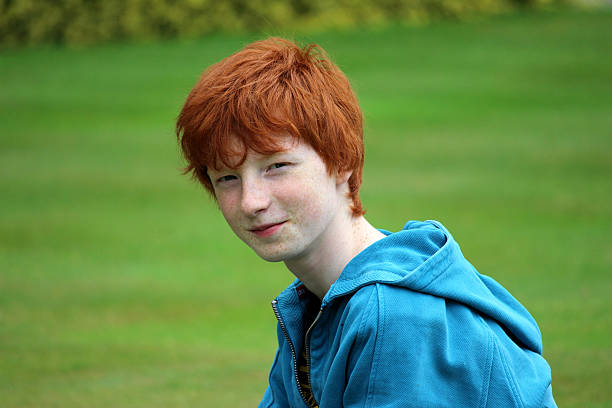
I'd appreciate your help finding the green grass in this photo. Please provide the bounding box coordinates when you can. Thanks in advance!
[1,8,611,407]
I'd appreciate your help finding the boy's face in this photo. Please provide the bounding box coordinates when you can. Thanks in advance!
[208,134,348,263]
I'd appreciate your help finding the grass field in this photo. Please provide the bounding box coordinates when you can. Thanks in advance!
[1,8,611,407]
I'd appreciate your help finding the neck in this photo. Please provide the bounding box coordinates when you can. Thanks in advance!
[284,211,385,300]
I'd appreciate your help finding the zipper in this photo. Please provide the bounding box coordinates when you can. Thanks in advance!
[304,307,324,407]
[271,299,311,406]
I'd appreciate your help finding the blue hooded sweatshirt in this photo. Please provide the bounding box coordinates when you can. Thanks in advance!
[259,220,557,407]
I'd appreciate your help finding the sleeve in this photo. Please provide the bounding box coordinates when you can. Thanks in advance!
[342,284,495,408]
[341,284,555,408]
[258,338,292,408]
[258,386,275,408]
[541,385,558,408]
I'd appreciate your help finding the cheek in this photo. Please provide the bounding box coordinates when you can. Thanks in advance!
[280,175,335,219]
[217,194,240,224]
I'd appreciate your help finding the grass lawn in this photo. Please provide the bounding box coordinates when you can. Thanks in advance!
[1,8,611,407]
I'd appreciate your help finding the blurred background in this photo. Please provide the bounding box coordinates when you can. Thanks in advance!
[1,0,611,406]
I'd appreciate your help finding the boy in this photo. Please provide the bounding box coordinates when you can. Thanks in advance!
[176,38,557,407]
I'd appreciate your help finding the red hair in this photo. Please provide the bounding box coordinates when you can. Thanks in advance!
[176,37,365,216]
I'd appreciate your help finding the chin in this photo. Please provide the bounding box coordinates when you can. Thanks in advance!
[252,246,299,263]
[258,255,286,263]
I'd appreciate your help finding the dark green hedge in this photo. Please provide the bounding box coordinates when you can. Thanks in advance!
[0,0,559,47]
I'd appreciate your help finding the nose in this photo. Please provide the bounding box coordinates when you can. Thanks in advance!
[240,176,271,217]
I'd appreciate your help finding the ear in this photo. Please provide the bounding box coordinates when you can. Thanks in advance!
[336,169,352,186]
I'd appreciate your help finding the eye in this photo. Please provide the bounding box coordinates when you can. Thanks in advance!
[268,162,289,171]
[216,174,238,184]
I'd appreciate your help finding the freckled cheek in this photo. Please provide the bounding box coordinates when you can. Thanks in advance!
[280,182,328,221]
[217,194,241,224]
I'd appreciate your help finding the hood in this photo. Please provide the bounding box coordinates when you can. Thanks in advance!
[323,220,543,355]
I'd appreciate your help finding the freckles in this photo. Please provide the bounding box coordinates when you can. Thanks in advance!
[237,143,341,262]
[218,197,243,234]
[286,171,331,217]
[218,194,239,214]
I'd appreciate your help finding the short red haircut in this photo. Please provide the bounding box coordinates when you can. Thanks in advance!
[176,37,365,216]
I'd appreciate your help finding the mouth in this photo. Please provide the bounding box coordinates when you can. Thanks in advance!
[249,221,287,238]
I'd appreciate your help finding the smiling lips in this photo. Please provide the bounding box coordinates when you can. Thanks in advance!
[249,221,287,238]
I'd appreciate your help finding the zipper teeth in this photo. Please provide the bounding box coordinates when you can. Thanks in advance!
[304,307,324,407]
[271,299,310,405]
